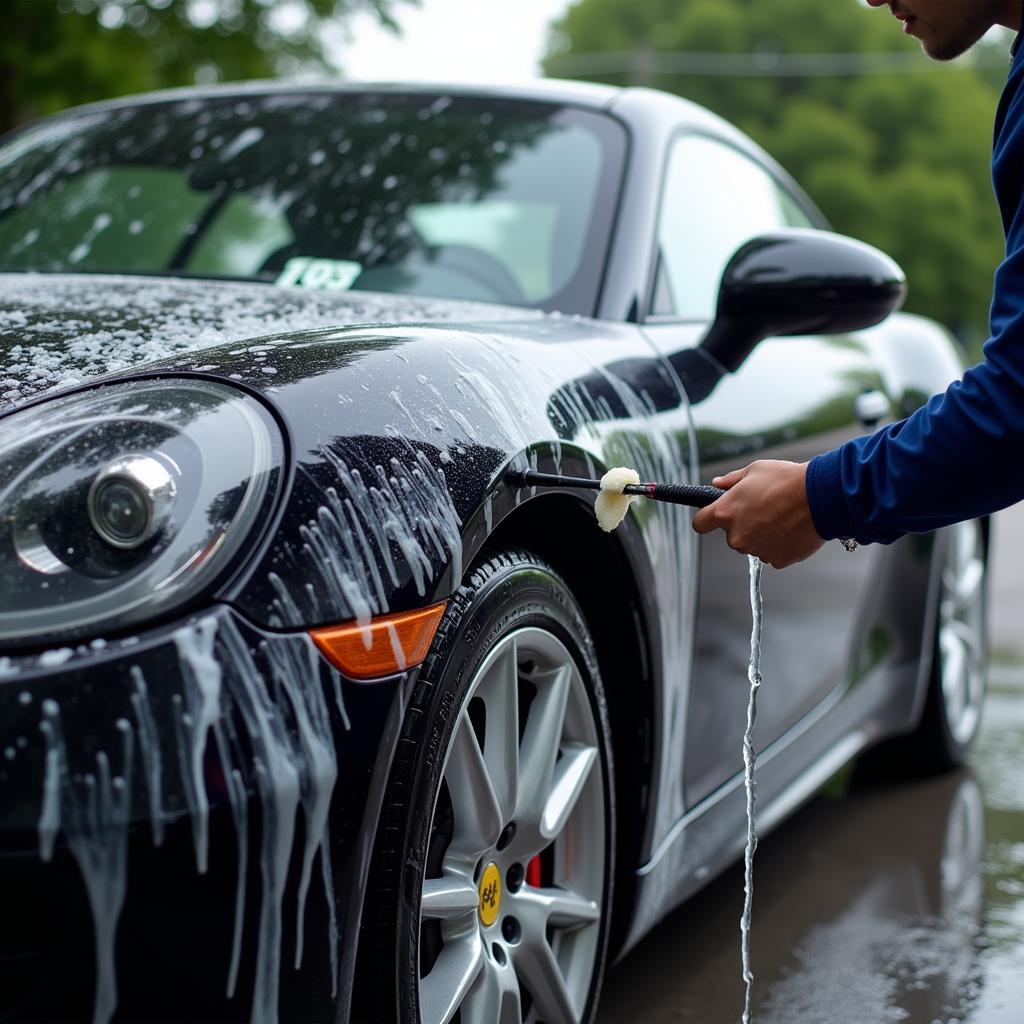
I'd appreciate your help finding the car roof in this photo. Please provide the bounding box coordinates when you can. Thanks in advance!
[35,77,740,131]
[46,78,625,118]
[22,77,747,154]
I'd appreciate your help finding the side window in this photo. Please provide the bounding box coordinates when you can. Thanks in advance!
[653,135,815,320]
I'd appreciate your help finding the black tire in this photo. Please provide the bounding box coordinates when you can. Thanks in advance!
[859,520,988,779]
[356,549,616,1024]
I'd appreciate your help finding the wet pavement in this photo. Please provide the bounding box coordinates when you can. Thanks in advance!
[599,504,1024,1023]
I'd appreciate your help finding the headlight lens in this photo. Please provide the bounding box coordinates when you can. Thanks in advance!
[0,378,283,643]
[87,453,178,549]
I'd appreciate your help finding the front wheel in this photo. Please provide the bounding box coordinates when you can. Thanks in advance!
[360,550,615,1024]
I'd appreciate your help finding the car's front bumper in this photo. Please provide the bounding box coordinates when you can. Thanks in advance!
[0,604,404,1022]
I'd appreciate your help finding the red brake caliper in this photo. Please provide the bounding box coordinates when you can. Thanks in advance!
[525,854,542,887]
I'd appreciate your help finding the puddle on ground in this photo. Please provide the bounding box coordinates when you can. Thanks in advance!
[598,661,1024,1024]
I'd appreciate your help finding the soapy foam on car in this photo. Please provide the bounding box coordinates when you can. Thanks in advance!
[595,466,640,532]
[128,667,165,847]
[174,617,222,874]
[0,275,538,410]
[36,618,347,1024]
[39,700,133,1024]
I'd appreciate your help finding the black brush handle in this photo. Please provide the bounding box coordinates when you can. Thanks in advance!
[506,469,858,547]
[507,470,726,508]
[626,482,726,508]
[508,470,601,490]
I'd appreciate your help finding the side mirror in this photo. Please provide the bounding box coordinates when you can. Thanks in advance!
[699,228,907,372]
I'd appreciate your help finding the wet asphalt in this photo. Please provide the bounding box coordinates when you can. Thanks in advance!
[598,503,1024,1024]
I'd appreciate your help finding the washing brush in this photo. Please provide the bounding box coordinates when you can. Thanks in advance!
[505,469,726,508]
[505,466,858,549]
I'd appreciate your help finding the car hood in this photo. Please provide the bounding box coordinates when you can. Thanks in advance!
[0,273,539,410]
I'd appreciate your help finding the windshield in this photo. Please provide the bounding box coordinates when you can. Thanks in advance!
[0,91,626,314]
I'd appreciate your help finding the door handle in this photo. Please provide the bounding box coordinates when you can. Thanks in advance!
[855,389,892,428]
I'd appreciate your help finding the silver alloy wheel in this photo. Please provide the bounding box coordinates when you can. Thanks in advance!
[938,519,987,746]
[418,627,607,1024]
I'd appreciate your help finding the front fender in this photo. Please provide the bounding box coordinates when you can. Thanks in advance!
[209,320,696,640]
[205,317,703,877]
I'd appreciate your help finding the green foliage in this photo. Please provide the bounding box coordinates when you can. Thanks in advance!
[0,0,407,136]
[544,0,1009,338]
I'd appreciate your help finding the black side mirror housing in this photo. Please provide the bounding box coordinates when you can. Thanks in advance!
[699,228,907,372]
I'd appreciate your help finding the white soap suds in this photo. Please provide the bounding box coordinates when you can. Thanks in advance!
[204,618,346,1019]
[270,445,462,630]
[263,637,339,985]
[0,274,539,409]
[34,611,348,1022]
[220,757,249,999]
[37,699,62,862]
[38,647,73,668]
[128,667,165,847]
[174,617,222,874]
[595,466,640,532]
[385,622,407,671]
[38,701,133,1024]
[549,359,700,919]
[217,622,300,1024]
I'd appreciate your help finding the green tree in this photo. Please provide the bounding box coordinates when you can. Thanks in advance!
[544,0,1009,340]
[0,0,409,136]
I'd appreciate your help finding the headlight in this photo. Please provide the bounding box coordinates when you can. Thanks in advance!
[0,378,283,643]
[87,453,178,549]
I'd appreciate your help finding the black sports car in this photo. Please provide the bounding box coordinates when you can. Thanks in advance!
[0,81,987,1024]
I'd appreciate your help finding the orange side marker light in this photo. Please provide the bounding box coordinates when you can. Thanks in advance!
[310,601,447,679]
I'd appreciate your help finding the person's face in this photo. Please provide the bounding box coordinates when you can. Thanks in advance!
[866,0,1020,61]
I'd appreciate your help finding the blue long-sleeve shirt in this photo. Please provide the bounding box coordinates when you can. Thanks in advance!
[806,37,1024,545]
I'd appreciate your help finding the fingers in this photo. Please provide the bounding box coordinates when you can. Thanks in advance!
[712,465,751,489]
[692,502,720,534]
[688,460,824,569]
[693,464,750,534]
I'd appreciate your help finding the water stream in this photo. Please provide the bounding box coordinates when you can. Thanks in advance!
[741,555,764,1024]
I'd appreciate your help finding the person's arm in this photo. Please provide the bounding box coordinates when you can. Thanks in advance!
[693,244,1024,565]
[694,39,1024,567]
[806,307,1024,546]
[692,460,823,568]
[807,58,1024,546]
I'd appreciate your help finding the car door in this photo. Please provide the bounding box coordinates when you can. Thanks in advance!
[642,132,888,807]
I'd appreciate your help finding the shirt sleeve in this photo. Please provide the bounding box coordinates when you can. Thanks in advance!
[805,251,1024,544]
[805,49,1024,546]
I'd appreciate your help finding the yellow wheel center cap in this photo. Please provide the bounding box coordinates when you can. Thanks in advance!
[478,863,502,927]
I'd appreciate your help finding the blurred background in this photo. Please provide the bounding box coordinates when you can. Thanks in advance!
[2,0,1019,351]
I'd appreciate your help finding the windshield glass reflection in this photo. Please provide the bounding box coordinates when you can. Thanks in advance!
[0,92,626,313]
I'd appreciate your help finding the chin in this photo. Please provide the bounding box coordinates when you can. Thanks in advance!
[922,39,971,61]
[922,26,989,62]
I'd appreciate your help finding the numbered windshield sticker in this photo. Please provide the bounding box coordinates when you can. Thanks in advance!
[275,257,363,291]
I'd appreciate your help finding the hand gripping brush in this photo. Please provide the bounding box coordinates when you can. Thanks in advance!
[505,469,726,508]
[505,467,859,549]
